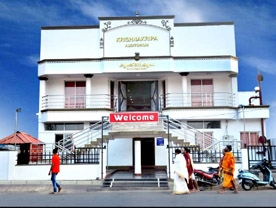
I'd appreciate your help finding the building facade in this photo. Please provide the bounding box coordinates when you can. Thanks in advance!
[37,13,269,177]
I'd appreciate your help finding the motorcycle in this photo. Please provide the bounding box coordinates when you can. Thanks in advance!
[194,166,222,188]
[237,157,276,191]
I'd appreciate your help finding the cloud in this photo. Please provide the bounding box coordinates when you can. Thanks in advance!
[69,0,117,20]
[25,55,39,66]
[243,56,276,76]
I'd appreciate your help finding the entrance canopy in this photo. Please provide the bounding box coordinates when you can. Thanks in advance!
[0,131,43,145]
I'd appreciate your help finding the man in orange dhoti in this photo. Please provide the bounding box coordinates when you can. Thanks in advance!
[218,145,239,194]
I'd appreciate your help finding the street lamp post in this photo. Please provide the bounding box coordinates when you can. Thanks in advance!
[14,108,21,150]
[160,114,170,178]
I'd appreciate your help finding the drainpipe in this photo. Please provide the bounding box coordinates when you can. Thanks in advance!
[248,96,260,106]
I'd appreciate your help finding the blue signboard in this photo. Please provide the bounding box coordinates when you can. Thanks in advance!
[156,137,164,146]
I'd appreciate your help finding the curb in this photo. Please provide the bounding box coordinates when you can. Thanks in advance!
[0,179,244,193]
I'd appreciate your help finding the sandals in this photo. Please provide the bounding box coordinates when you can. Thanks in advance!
[218,190,225,194]
[218,190,238,194]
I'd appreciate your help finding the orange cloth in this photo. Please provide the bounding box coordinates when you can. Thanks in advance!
[51,154,60,174]
[221,151,235,189]
[183,153,193,177]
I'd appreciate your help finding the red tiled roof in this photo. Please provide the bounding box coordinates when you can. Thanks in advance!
[0,131,44,144]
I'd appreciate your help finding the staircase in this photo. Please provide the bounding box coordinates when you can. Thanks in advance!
[102,178,169,190]
[55,115,218,153]
[101,169,170,190]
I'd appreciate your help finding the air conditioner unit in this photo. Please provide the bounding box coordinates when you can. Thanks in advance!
[223,135,230,140]
[222,135,234,140]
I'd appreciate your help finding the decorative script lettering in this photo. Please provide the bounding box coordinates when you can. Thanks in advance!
[120,63,155,70]
[116,36,158,48]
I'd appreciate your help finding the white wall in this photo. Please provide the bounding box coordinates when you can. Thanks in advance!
[155,137,168,166]
[173,24,236,56]
[1,149,248,180]
[40,28,100,60]
[0,151,101,181]
[14,164,100,180]
[0,151,17,180]
[107,139,133,166]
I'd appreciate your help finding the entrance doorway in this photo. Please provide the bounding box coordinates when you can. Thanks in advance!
[141,138,155,167]
[118,81,158,112]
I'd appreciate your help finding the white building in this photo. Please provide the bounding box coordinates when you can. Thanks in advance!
[37,13,269,177]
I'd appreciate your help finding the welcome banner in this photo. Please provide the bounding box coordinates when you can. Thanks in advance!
[109,111,159,123]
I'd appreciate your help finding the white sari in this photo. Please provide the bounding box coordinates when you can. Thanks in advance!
[173,153,190,194]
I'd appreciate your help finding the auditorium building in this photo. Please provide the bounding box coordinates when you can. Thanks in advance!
[37,13,269,177]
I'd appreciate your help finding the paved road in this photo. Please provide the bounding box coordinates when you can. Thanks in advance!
[0,188,276,207]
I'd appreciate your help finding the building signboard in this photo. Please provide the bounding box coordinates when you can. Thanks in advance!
[109,111,159,123]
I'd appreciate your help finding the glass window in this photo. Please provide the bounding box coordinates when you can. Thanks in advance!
[45,123,83,131]
[191,79,213,106]
[187,121,220,129]
[240,132,259,148]
[45,123,64,131]
[65,123,84,130]
[187,121,203,129]
[65,81,86,108]
[205,121,221,129]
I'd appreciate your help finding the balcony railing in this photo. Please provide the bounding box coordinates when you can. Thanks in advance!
[159,92,234,108]
[41,92,235,111]
[41,94,117,110]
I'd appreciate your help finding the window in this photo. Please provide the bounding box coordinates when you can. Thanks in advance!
[191,79,213,106]
[65,123,84,130]
[240,132,259,148]
[65,81,86,108]
[195,131,213,149]
[45,123,84,131]
[187,121,220,129]
[45,123,64,131]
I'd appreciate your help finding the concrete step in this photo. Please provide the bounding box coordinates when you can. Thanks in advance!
[102,178,169,190]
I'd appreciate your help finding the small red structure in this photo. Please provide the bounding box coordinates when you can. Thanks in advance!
[0,131,44,164]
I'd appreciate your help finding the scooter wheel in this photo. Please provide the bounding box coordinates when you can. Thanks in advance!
[241,180,253,191]
[271,181,276,189]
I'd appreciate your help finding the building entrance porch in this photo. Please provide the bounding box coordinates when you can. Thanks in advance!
[118,81,158,112]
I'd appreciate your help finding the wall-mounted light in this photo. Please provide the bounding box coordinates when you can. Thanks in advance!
[170,36,174,47]
[135,52,140,61]
[254,86,260,93]
[100,38,104,49]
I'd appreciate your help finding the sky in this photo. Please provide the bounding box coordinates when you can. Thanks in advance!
[0,0,275,140]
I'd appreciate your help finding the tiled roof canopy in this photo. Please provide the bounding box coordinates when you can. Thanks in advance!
[0,131,44,144]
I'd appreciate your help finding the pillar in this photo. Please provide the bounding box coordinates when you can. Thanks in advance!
[84,74,93,108]
[134,140,142,175]
[179,72,189,107]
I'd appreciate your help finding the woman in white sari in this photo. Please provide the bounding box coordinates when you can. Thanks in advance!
[173,149,190,194]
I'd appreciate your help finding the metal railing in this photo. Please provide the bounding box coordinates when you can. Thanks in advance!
[18,145,101,165]
[169,144,242,164]
[165,117,216,149]
[247,145,276,169]
[55,120,112,154]
[159,92,235,108]
[52,117,220,154]
[41,94,117,110]
[41,92,235,111]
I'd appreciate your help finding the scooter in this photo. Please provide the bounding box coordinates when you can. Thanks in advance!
[194,166,222,187]
[237,157,276,191]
